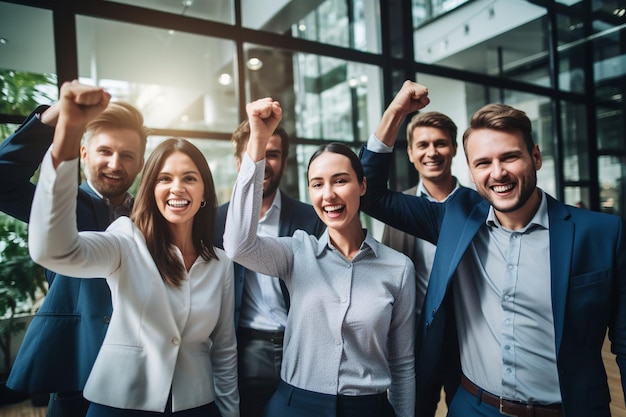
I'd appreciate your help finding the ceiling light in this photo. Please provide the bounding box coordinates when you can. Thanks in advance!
[218,73,232,86]
[247,58,263,71]
[0,38,7,45]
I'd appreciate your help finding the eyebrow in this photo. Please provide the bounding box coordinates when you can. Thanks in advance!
[308,171,351,183]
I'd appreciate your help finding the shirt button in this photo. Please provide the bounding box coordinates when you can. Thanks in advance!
[504,319,511,325]
[171,337,180,345]
[504,345,511,351]
[335,339,341,346]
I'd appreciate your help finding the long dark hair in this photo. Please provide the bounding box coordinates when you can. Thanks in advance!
[131,138,218,287]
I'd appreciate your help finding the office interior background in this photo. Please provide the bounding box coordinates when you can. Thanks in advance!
[0,0,625,224]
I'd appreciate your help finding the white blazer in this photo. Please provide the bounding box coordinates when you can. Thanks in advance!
[29,151,239,416]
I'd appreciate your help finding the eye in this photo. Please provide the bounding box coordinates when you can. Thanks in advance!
[156,176,171,183]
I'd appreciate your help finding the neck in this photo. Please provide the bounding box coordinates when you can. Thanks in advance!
[328,222,365,261]
[169,224,195,254]
[422,176,455,202]
[260,190,278,219]
[496,188,542,230]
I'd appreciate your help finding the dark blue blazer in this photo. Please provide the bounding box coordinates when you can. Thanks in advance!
[214,192,325,326]
[0,106,113,393]
[360,147,626,417]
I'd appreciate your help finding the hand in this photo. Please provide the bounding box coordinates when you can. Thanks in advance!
[375,80,429,147]
[387,80,430,117]
[51,81,111,167]
[57,81,111,129]
[245,98,282,162]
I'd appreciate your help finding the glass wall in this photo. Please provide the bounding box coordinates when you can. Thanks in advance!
[1,0,625,220]
[75,16,239,134]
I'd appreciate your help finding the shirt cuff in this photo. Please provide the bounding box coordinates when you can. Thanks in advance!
[366,133,393,153]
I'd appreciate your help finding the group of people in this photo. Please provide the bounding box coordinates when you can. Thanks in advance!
[0,79,623,417]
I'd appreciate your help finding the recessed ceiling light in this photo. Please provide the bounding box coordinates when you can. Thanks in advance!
[218,73,232,86]
[247,57,263,71]
[0,38,8,45]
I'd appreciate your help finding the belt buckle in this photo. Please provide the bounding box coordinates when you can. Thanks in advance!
[499,397,517,417]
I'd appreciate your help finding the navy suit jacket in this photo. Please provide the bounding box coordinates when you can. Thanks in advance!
[360,147,626,417]
[214,192,325,326]
[0,106,113,393]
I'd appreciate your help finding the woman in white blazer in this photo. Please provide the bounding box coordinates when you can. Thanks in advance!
[28,82,239,417]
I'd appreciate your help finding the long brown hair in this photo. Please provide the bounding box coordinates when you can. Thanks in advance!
[131,138,218,287]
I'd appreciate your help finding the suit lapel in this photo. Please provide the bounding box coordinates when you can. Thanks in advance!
[546,197,573,354]
[79,182,110,231]
[423,200,489,328]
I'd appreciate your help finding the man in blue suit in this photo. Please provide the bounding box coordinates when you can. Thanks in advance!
[360,81,626,417]
[0,83,148,417]
[214,120,325,417]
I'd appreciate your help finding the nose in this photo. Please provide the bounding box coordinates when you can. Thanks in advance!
[426,143,438,157]
[107,153,122,170]
[491,161,507,180]
[170,178,185,194]
[322,184,335,200]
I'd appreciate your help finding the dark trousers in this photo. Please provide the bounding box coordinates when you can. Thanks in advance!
[447,383,505,417]
[237,327,284,417]
[86,400,221,417]
[47,391,90,417]
[264,380,396,417]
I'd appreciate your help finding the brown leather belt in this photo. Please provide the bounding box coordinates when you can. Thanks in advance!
[461,375,563,417]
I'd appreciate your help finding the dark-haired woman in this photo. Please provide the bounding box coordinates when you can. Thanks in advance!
[224,98,416,417]
[28,82,238,417]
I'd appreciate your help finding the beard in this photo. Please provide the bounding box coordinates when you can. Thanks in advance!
[86,167,134,202]
[262,176,281,198]
[484,172,538,214]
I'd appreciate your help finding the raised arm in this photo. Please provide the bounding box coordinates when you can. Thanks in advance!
[0,105,55,222]
[223,98,294,278]
[374,80,429,147]
[28,82,119,275]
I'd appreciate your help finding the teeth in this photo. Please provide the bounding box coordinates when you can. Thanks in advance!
[168,199,190,207]
[492,184,513,193]
[324,205,344,212]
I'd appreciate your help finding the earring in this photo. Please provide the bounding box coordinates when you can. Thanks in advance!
[200,200,206,208]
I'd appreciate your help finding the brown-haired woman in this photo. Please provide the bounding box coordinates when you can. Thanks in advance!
[28,82,239,417]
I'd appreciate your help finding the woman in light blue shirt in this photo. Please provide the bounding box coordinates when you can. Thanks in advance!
[224,98,416,417]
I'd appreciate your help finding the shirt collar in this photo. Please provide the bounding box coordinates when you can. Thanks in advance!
[417,178,460,202]
[314,229,378,258]
[87,180,133,220]
[486,189,549,232]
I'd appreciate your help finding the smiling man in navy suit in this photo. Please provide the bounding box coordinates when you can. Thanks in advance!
[0,83,148,417]
[360,81,625,417]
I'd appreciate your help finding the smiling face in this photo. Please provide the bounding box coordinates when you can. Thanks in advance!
[236,133,286,199]
[466,128,542,229]
[81,127,144,206]
[407,126,456,185]
[154,151,205,230]
[307,151,365,235]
